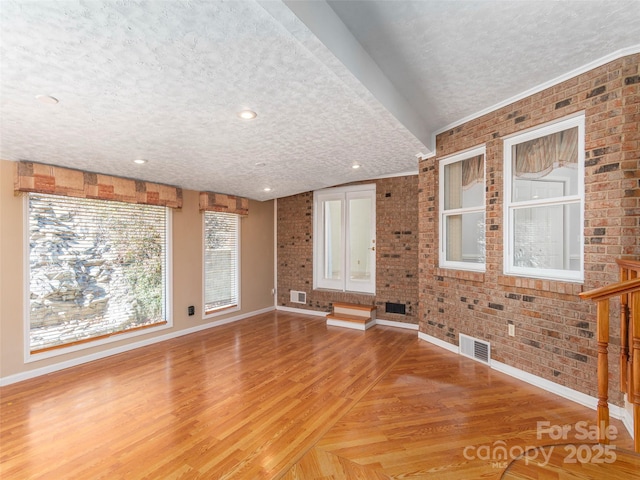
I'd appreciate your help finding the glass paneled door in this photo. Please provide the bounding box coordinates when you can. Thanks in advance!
[314,185,376,294]
[346,192,375,293]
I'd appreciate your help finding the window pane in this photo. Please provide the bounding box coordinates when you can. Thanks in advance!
[445,212,485,263]
[348,197,372,281]
[444,154,484,210]
[29,194,167,352]
[204,212,238,313]
[323,200,342,280]
[513,203,580,271]
[512,127,578,201]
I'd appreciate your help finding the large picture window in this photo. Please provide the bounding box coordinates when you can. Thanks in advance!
[27,193,170,354]
[313,184,376,294]
[439,146,486,271]
[203,211,239,315]
[503,115,585,282]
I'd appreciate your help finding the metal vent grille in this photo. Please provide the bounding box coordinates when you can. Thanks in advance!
[459,333,491,364]
[289,290,307,304]
[385,302,406,315]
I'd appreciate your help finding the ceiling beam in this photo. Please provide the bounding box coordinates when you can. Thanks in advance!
[259,0,433,155]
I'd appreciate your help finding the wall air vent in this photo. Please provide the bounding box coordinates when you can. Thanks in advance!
[459,333,491,364]
[290,290,307,304]
[385,302,406,315]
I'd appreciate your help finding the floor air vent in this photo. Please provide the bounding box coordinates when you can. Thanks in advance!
[459,333,490,364]
[290,290,307,304]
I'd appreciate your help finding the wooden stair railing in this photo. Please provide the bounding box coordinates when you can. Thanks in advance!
[579,258,640,453]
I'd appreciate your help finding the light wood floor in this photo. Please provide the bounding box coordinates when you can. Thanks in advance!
[0,311,634,479]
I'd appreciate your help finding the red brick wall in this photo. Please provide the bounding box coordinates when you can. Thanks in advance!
[277,175,419,324]
[419,53,639,402]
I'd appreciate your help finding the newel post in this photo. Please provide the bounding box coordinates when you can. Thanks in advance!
[631,291,640,452]
[596,299,610,444]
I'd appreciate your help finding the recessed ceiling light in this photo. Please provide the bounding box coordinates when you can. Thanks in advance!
[263,187,272,192]
[133,159,147,164]
[238,109,257,120]
[36,95,59,104]
[352,163,361,169]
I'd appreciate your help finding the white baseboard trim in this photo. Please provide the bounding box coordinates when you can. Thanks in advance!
[275,305,329,317]
[418,332,458,354]
[621,409,635,440]
[622,395,635,440]
[275,307,420,333]
[0,306,275,387]
[491,361,630,426]
[376,319,419,330]
[418,332,634,438]
[491,360,597,411]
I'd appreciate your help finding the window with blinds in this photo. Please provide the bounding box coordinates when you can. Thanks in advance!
[439,146,486,272]
[28,193,169,353]
[203,211,239,315]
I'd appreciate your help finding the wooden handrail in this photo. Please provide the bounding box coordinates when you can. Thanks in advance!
[616,257,640,272]
[580,258,640,453]
[579,277,640,302]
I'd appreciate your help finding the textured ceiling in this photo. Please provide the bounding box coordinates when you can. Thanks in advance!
[328,0,640,131]
[1,1,639,201]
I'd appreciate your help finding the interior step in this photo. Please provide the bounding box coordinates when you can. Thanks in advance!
[326,303,376,331]
[326,313,369,324]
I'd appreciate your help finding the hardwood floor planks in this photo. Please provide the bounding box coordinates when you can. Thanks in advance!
[295,340,634,479]
[0,311,635,479]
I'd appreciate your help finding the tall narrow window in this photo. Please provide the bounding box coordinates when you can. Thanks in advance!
[439,147,486,271]
[504,115,584,282]
[203,212,239,315]
[313,184,376,294]
[27,193,169,353]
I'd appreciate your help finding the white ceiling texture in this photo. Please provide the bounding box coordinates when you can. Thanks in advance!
[1,1,639,201]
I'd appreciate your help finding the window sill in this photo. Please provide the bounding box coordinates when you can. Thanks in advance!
[497,275,583,296]
[27,320,172,362]
[435,268,485,283]
[203,304,240,319]
[313,287,376,296]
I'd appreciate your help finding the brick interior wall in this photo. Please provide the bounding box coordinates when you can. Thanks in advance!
[277,175,419,324]
[419,53,639,403]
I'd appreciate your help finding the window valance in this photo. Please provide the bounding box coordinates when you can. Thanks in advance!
[461,154,484,189]
[199,191,249,216]
[514,127,578,179]
[14,161,183,208]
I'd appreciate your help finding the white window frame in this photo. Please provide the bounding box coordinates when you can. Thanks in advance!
[503,114,585,283]
[202,211,241,318]
[23,195,173,362]
[439,146,486,272]
[313,184,376,294]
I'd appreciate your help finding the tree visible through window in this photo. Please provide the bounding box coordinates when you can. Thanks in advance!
[28,193,169,353]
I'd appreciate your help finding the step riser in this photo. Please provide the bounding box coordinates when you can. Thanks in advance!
[334,306,371,318]
[327,303,377,331]
[327,319,376,331]
[327,314,367,324]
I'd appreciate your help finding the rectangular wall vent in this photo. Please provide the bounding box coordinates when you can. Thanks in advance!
[385,302,406,315]
[459,333,491,364]
[290,290,307,304]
